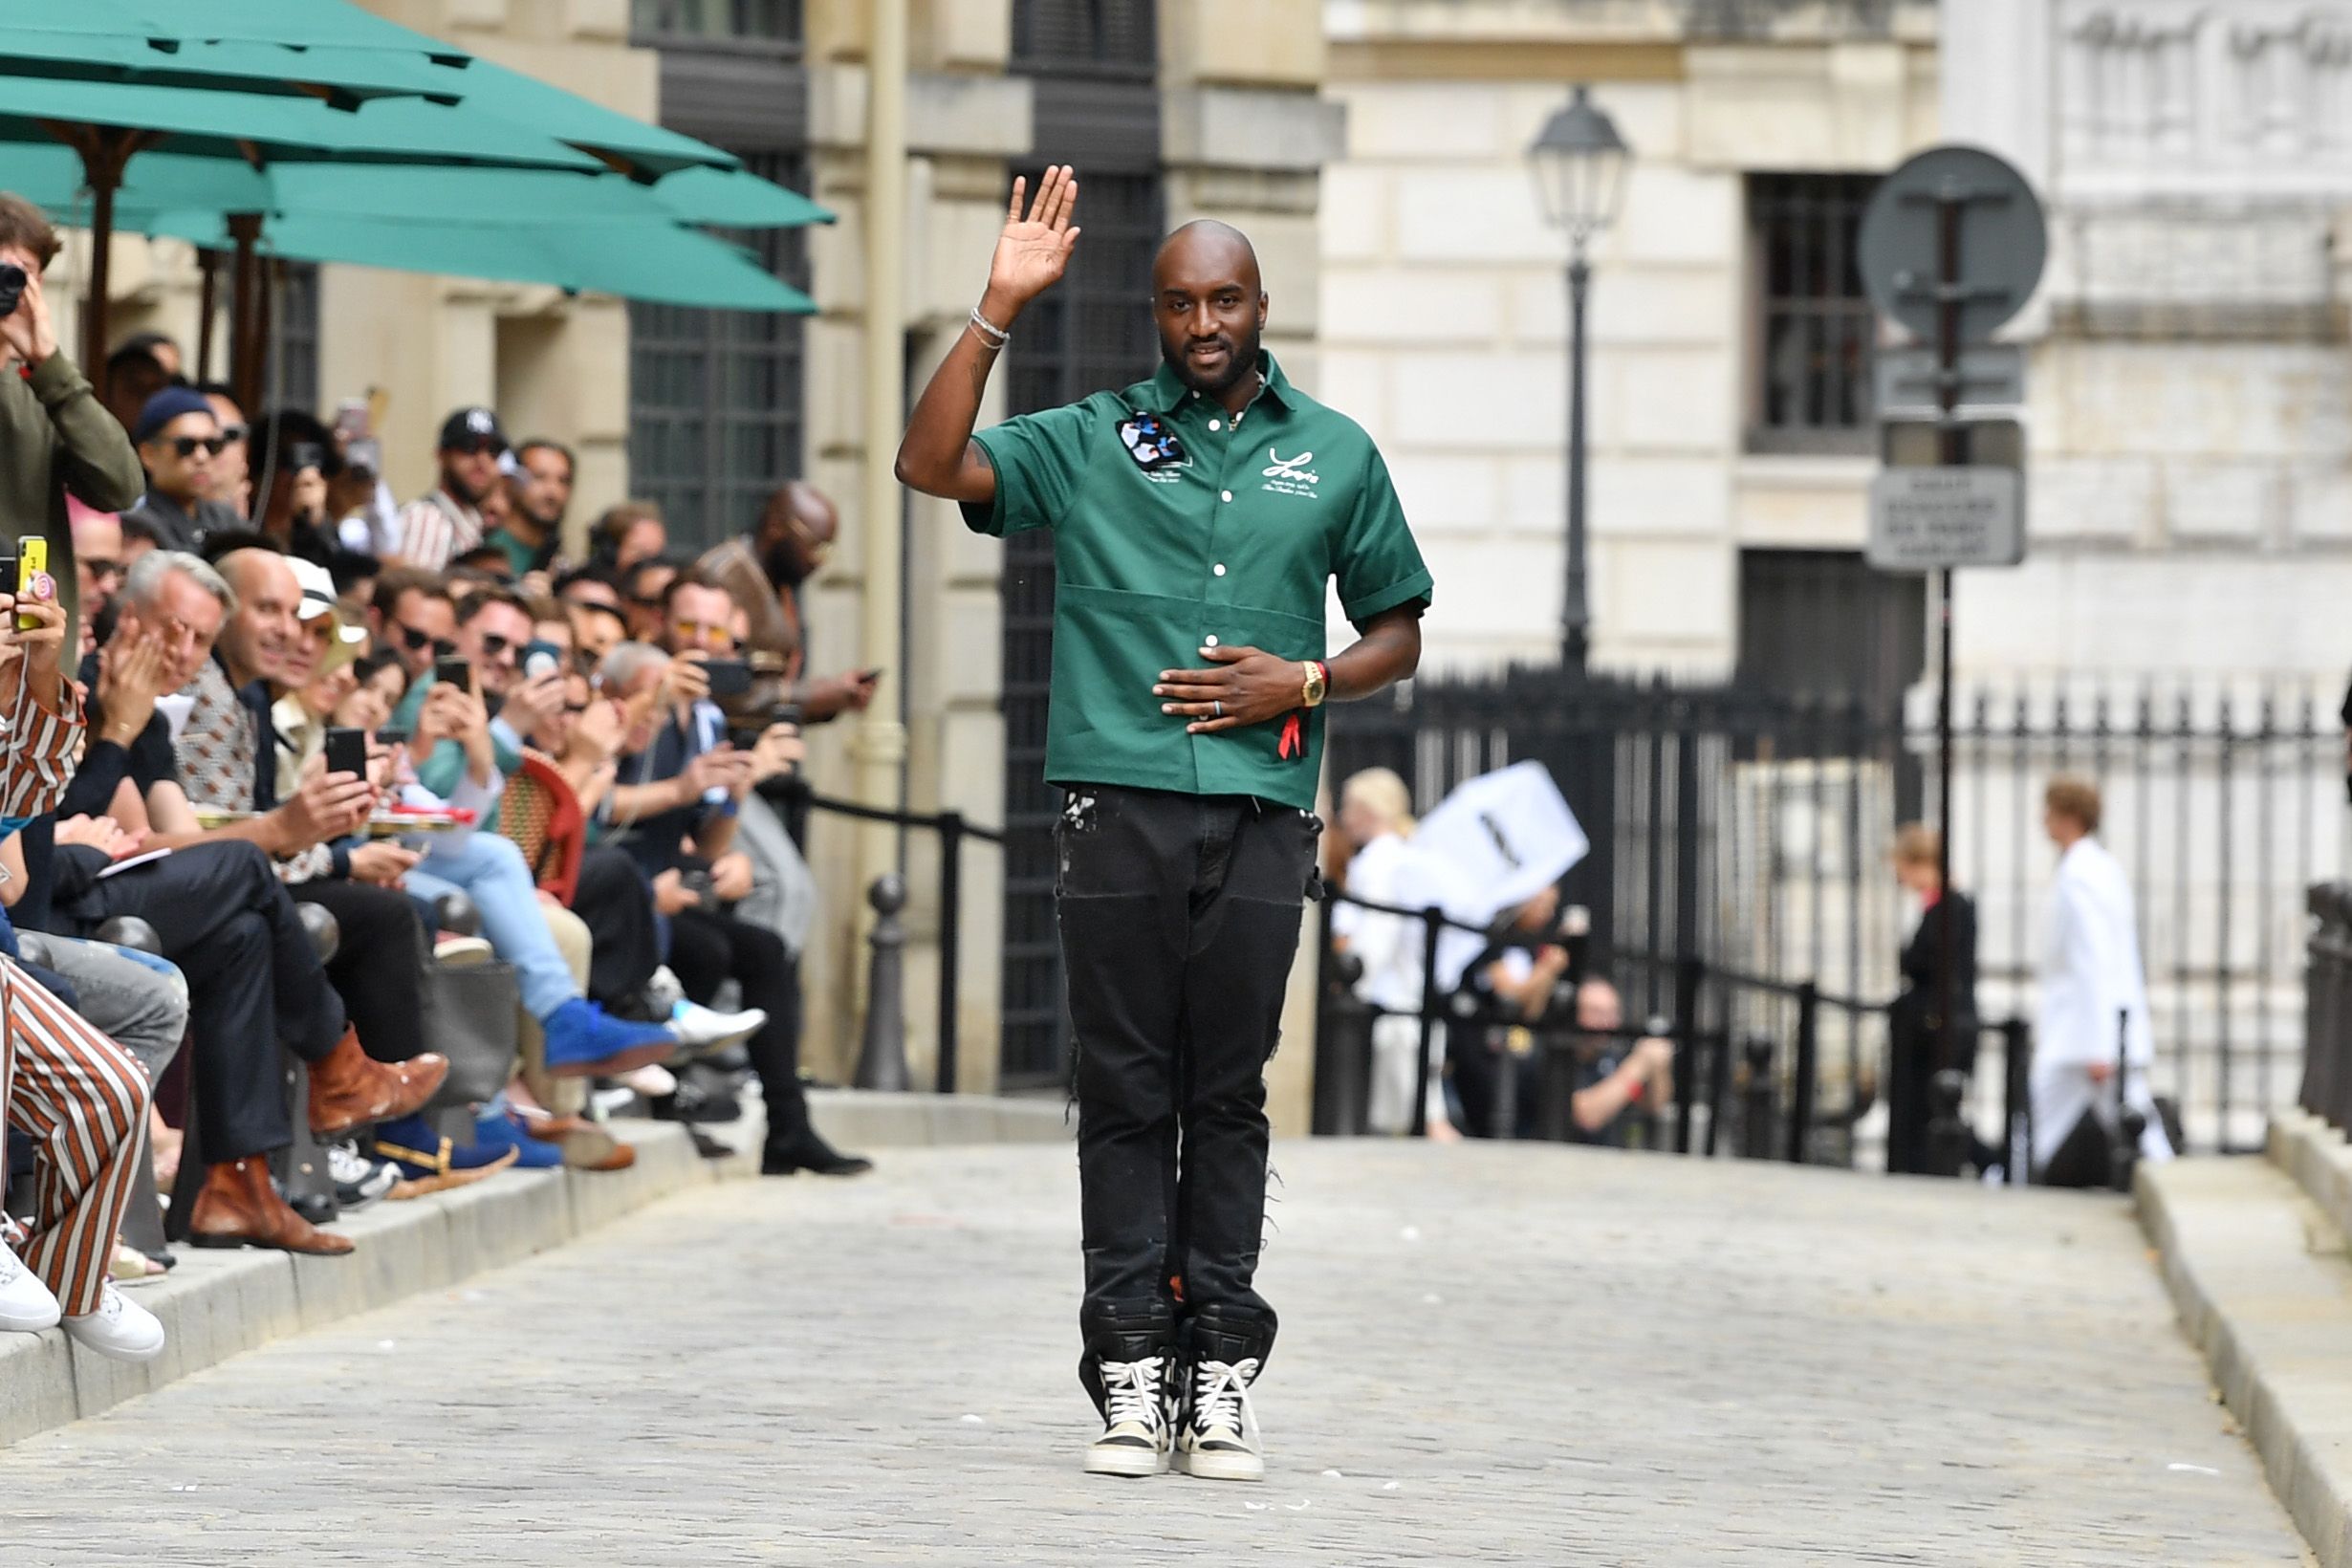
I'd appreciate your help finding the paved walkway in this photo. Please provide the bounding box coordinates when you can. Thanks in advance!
[1,1142,2312,1565]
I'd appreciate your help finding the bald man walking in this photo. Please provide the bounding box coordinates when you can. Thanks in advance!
[899,168,1433,1481]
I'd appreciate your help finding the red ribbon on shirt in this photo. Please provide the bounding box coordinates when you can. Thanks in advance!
[1277,711,1304,760]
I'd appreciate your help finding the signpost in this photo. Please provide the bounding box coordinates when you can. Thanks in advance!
[1858,144,2047,1175]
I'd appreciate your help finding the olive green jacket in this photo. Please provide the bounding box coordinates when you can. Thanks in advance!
[0,351,145,647]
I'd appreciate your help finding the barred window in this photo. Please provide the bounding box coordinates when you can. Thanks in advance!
[630,0,798,42]
[627,152,810,548]
[1748,173,1879,454]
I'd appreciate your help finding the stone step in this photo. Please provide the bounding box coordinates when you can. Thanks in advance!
[2137,1148,2352,1566]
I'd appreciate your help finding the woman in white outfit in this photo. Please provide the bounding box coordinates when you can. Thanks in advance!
[1333,769,1459,1139]
[2032,777,2174,1177]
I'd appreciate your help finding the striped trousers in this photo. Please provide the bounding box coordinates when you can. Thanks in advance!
[0,957,151,1317]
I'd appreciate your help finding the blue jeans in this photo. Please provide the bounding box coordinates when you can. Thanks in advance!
[404,832,576,1021]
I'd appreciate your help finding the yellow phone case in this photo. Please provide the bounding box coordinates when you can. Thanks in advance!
[16,537,46,632]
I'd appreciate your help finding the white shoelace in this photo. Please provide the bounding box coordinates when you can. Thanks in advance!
[1099,1356,1169,1435]
[1188,1357,1262,1449]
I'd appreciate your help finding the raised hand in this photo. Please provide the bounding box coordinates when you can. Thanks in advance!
[986,165,1081,315]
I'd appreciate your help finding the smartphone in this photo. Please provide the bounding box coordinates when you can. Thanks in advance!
[14,537,44,632]
[703,659,752,699]
[323,726,368,780]
[333,398,370,443]
[435,655,472,692]
[522,640,564,681]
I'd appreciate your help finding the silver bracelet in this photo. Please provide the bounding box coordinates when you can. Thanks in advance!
[968,306,1011,346]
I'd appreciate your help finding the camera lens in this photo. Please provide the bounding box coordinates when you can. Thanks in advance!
[0,263,26,318]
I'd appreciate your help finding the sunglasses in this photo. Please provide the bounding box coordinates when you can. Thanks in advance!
[217,424,248,445]
[81,557,124,584]
[398,623,458,658]
[446,437,507,458]
[164,435,230,459]
[476,632,520,662]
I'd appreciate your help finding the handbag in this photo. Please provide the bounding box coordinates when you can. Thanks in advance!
[418,958,521,1109]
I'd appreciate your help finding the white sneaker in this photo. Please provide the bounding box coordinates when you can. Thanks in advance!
[615,1063,677,1100]
[0,1244,60,1333]
[63,1284,164,1361]
[1174,1356,1265,1482]
[1083,1355,1173,1478]
[644,965,686,1016]
[669,998,768,1052]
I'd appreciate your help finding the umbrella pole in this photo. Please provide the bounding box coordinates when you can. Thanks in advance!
[228,215,263,415]
[55,125,139,403]
[196,249,220,384]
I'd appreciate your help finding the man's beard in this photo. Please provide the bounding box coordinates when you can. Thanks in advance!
[443,466,488,508]
[763,535,808,589]
[1163,322,1262,397]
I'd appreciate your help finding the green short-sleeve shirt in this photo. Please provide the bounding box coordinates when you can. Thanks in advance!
[964,352,1431,811]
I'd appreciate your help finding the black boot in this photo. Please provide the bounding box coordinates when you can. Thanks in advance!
[760,1124,872,1177]
[1079,1297,1177,1478]
[1174,1302,1275,1482]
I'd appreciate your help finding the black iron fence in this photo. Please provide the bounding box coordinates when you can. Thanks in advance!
[1323,665,2341,1158]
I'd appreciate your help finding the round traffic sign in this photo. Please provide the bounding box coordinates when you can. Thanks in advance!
[1857,144,2047,346]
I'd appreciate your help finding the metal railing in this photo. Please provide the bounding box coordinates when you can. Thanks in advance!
[1324,666,2340,1154]
[794,786,1003,1095]
[1313,886,2041,1180]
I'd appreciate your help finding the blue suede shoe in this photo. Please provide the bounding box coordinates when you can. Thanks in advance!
[540,999,677,1079]
[471,1111,563,1169]
[373,1113,520,1195]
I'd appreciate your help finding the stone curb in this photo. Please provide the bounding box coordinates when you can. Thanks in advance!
[0,1090,1067,1450]
[2138,1149,2352,1567]
[2269,1108,2352,1248]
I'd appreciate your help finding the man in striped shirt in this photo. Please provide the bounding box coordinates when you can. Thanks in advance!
[391,405,507,571]
[0,573,169,1361]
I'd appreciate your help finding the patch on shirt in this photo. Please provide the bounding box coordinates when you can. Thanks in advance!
[1117,411,1189,475]
[1259,446,1319,498]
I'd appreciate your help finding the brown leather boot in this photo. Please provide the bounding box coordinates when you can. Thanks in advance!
[187,1157,356,1255]
[308,1030,449,1139]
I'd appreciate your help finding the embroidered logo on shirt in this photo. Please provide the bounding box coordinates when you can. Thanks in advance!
[1260,447,1319,497]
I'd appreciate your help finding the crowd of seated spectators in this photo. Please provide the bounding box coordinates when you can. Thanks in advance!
[0,190,876,1365]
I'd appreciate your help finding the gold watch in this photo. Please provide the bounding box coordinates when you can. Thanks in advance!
[1301,660,1328,708]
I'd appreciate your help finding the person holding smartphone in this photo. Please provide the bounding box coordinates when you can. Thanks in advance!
[598,632,868,1180]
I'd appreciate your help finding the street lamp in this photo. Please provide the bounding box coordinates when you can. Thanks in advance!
[1528,85,1629,671]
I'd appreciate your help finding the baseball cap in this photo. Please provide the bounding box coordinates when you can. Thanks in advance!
[438,405,508,452]
[133,386,216,446]
[290,556,366,644]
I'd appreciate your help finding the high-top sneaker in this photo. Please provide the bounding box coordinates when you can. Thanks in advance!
[1081,1299,1177,1478]
[1174,1305,1272,1482]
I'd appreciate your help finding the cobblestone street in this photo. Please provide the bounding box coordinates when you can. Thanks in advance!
[1,1142,2312,1566]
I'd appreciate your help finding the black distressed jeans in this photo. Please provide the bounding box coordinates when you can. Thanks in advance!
[1057,783,1316,1364]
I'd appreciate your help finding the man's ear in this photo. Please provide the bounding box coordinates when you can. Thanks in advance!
[1257,293,1270,329]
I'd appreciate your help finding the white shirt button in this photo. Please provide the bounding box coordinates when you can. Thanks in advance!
[1204,635,1220,648]
[1220,490,1233,502]
[1212,563,1227,577]
[1209,419,1223,432]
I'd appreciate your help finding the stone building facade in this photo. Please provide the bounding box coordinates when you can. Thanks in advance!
[1945,0,2352,683]
[1320,0,1941,683]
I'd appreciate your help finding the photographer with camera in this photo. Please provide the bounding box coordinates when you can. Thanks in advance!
[0,195,144,641]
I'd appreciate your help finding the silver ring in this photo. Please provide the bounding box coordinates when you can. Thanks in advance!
[1212,700,1224,719]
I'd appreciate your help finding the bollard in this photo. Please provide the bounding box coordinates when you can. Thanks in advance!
[1313,950,1375,1137]
[2001,1018,2032,1185]
[1738,1034,1775,1160]
[854,874,911,1092]
[2110,1008,2144,1193]
[1926,1068,1970,1178]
